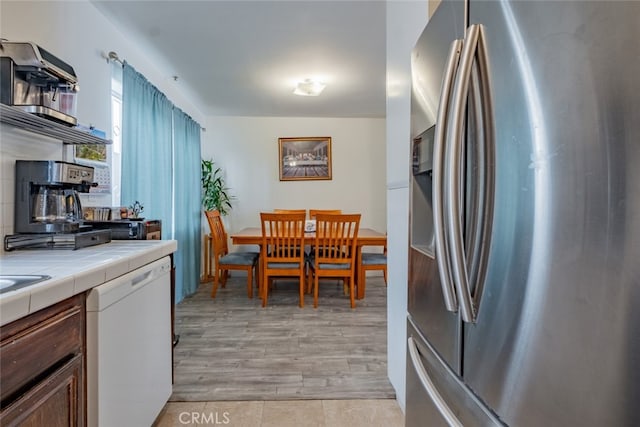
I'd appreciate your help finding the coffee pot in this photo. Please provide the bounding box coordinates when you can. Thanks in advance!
[32,187,83,223]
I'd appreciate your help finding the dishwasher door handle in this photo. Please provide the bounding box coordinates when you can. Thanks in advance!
[131,270,153,287]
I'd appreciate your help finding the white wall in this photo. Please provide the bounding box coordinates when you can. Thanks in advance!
[0,0,205,249]
[386,0,428,411]
[202,116,387,242]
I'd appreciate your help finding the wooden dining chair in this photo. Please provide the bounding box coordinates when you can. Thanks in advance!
[306,209,342,283]
[260,212,307,308]
[274,209,307,218]
[358,244,387,299]
[274,209,307,244]
[308,209,341,219]
[205,210,260,299]
[307,213,361,308]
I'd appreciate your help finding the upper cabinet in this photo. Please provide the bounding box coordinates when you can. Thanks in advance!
[0,104,111,145]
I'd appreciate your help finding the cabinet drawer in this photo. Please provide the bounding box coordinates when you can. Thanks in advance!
[0,353,83,426]
[0,294,85,405]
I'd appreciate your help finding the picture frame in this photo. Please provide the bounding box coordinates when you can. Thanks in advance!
[278,136,332,181]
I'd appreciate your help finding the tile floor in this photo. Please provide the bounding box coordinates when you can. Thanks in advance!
[155,399,404,427]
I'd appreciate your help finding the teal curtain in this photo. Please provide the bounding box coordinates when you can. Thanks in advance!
[121,62,203,303]
[121,62,173,228]
[173,108,202,301]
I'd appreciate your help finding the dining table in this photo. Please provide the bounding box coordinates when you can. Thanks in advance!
[229,227,387,300]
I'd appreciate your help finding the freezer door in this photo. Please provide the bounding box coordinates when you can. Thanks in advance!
[463,1,640,426]
[406,317,504,427]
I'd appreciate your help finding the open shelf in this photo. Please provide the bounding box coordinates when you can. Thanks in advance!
[0,104,112,145]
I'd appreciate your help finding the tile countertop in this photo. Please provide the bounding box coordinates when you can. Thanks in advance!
[0,240,178,326]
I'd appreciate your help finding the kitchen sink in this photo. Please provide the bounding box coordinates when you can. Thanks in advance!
[0,275,51,294]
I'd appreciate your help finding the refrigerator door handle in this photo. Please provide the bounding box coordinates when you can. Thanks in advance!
[445,24,481,323]
[433,38,463,313]
[467,25,495,317]
[408,337,464,427]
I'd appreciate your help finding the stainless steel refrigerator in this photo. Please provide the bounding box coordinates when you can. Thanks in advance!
[406,1,640,426]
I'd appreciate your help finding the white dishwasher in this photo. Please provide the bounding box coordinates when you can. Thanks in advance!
[86,256,172,427]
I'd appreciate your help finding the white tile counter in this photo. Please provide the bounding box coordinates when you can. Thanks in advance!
[0,240,177,326]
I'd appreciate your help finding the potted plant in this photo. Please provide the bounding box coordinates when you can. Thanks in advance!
[201,158,233,215]
[128,200,144,219]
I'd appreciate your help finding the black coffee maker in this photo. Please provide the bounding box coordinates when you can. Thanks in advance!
[15,160,94,233]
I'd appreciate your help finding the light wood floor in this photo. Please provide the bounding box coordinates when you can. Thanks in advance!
[170,274,394,401]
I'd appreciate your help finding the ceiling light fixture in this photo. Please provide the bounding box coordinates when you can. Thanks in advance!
[293,79,326,96]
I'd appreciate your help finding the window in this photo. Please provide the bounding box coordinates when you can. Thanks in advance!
[110,66,123,206]
[75,144,107,163]
[73,63,122,205]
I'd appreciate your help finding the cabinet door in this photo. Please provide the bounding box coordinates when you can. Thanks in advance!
[0,354,84,427]
[0,294,85,426]
[0,295,84,403]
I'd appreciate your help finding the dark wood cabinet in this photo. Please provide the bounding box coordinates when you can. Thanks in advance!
[1,354,83,427]
[0,294,85,427]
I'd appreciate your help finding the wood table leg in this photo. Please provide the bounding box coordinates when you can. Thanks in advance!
[356,244,365,300]
[200,234,214,283]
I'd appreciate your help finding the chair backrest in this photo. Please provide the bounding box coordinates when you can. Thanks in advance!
[274,209,307,218]
[313,213,361,267]
[308,209,342,219]
[205,210,228,257]
[260,212,307,262]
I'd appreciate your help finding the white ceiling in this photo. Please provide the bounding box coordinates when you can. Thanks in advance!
[91,1,387,118]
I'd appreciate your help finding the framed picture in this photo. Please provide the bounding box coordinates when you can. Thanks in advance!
[278,137,332,181]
